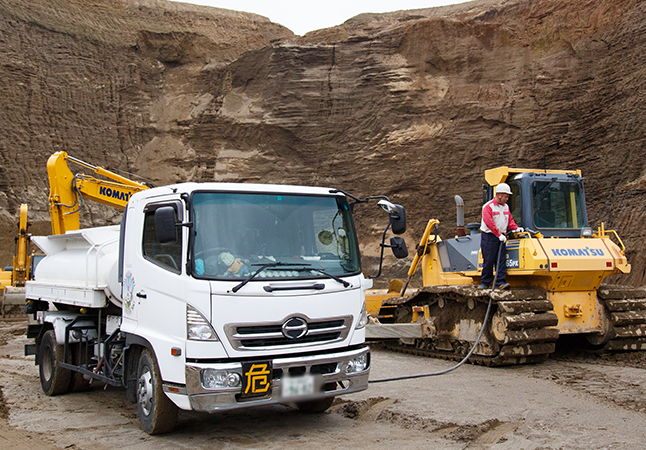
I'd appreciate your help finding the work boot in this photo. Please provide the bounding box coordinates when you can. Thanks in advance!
[496,282,511,290]
[479,283,489,289]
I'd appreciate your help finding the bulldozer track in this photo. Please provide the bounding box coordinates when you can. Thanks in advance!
[382,342,551,367]
[377,285,559,367]
[598,286,646,351]
[375,285,646,366]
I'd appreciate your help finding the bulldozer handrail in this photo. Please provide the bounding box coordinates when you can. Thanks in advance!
[408,219,440,278]
[597,227,627,255]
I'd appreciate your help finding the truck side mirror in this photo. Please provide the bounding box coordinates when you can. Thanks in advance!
[377,200,406,235]
[391,205,406,235]
[155,206,178,244]
[371,200,408,278]
[390,237,408,259]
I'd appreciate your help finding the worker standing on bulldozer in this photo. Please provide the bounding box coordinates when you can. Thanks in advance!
[479,183,523,289]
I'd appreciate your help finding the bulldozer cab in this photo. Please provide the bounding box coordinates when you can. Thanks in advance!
[484,167,588,238]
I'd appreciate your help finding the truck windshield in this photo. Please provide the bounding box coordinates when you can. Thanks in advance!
[191,192,360,280]
[532,181,583,229]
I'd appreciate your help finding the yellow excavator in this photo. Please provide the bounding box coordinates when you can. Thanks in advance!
[366,167,644,366]
[47,151,148,235]
[5,152,147,316]
[1,204,33,316]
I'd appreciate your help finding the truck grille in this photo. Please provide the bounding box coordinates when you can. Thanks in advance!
[224,316,353,351]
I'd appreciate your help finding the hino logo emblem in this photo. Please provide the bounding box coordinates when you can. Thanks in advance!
[282,317,308,339]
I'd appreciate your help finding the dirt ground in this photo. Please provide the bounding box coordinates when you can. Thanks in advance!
[1,318,646,449]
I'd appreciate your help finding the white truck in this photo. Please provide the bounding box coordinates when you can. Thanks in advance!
[24,169,408,434]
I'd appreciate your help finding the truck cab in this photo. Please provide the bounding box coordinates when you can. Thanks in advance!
[121,184,371,414]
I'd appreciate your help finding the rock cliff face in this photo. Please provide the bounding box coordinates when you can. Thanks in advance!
[0,0,294,252]
[1,0,645,287]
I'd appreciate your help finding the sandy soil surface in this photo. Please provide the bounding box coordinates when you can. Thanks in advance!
[1,317,646,449]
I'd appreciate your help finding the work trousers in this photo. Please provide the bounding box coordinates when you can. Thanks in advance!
[480,231,507,286]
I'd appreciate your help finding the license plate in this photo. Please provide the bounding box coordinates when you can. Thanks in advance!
[241,361,273,399]
[281,374,315,398]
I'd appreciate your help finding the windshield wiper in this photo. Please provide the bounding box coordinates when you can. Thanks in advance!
[294,267,351,288]
[231,262,310,293]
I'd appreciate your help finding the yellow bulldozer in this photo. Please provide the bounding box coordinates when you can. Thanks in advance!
[366,166,645,366]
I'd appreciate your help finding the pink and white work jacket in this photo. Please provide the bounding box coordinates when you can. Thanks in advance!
[480,199,519,237]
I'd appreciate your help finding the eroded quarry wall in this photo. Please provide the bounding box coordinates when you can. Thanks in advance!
[1,0,645,286]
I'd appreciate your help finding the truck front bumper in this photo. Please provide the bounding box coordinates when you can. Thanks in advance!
[183,346,370,412]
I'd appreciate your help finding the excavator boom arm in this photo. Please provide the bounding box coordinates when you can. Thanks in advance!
[47,151,148,234]
[12,203,31,286]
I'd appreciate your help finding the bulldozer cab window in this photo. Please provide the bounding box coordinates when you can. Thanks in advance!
[507,181,522,227]
[142,207,182,274]
[532,181,583,229]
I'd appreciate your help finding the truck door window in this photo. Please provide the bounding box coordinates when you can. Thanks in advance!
[142,206,182,273]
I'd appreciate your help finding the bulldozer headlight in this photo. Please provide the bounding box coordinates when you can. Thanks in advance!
[581,227,593,237]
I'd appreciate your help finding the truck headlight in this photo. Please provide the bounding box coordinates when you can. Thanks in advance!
[345,353,369,374]
[187,305,219,341]
[201,369,242,390]
[356,300,368,329]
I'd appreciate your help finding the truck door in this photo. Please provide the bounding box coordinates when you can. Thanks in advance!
[122,198,188,383]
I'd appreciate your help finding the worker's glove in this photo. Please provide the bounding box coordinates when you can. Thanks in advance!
[516,227,524,233]
[498,234,507,243]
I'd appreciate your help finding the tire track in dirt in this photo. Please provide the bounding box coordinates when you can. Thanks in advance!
[532,361,646,413]
[0,384,60,450]
[333,397,520,446]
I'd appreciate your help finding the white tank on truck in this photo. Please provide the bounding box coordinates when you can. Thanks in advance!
[24,153,409,434]
[28,226,122,308]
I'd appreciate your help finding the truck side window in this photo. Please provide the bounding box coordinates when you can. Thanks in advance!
[142,208,182,274]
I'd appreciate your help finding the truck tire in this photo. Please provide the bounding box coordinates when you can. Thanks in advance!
[39,330,71,396]
[295,396,335,413]
[68,344,92,392]
[136,348,178,434]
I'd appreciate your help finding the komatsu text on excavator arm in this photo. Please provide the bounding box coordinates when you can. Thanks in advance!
[47,151,148,234]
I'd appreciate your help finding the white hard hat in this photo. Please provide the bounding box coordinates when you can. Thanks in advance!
[495,183,512,195]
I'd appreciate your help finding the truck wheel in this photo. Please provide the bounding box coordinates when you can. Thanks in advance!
[295,396,335,413]
[136,348,178,434]
[39,330,71,396]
